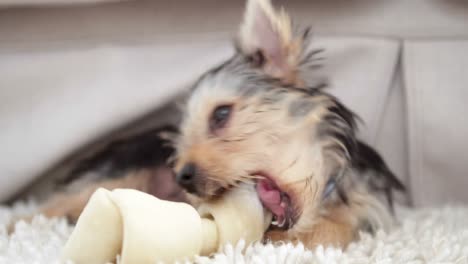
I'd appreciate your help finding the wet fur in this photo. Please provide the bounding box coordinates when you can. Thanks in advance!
[37,0,404,249]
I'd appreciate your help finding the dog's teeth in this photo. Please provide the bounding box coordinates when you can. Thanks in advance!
[277,218,286,227]
[271,215,279,226]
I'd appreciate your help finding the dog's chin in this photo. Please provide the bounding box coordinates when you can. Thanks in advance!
[188,186,226,201]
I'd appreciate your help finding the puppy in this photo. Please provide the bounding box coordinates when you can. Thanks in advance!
[37,0,404,249]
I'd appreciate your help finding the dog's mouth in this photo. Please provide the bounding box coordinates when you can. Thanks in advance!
[252,172,296,230]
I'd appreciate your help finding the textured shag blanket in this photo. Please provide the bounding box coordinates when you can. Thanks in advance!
[0,203,467,264]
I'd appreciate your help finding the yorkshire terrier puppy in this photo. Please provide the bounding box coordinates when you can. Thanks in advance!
[38,0,404,249]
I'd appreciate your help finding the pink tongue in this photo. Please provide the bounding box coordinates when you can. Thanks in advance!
[256,179,284,216]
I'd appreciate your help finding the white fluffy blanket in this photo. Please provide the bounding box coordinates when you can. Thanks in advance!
[1,203,467,264]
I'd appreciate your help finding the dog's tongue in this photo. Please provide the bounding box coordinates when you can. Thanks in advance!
[255,179,284,217]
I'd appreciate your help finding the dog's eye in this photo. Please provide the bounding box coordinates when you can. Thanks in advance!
[209,104,232,132]
[248,50,265,67]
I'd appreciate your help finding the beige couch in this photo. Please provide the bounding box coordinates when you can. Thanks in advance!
[1,0,467,207]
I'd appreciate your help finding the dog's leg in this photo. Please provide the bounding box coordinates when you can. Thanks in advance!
[297,213,356,248]
[39,166,186,223]
[39,170,151,222]
[39,188,99,222]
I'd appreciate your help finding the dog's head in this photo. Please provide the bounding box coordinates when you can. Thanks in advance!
[174,0,357,233]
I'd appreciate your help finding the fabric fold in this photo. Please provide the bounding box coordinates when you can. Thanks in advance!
[403,40,468,206]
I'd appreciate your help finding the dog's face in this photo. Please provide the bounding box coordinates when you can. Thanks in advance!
[175,0,356,234]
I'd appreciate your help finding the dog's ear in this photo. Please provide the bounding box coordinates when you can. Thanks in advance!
[238,0,304,85]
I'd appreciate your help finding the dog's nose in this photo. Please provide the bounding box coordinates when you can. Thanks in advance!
[176,163,197,191]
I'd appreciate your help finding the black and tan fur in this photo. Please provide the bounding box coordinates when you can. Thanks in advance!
[36,0,404,249]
